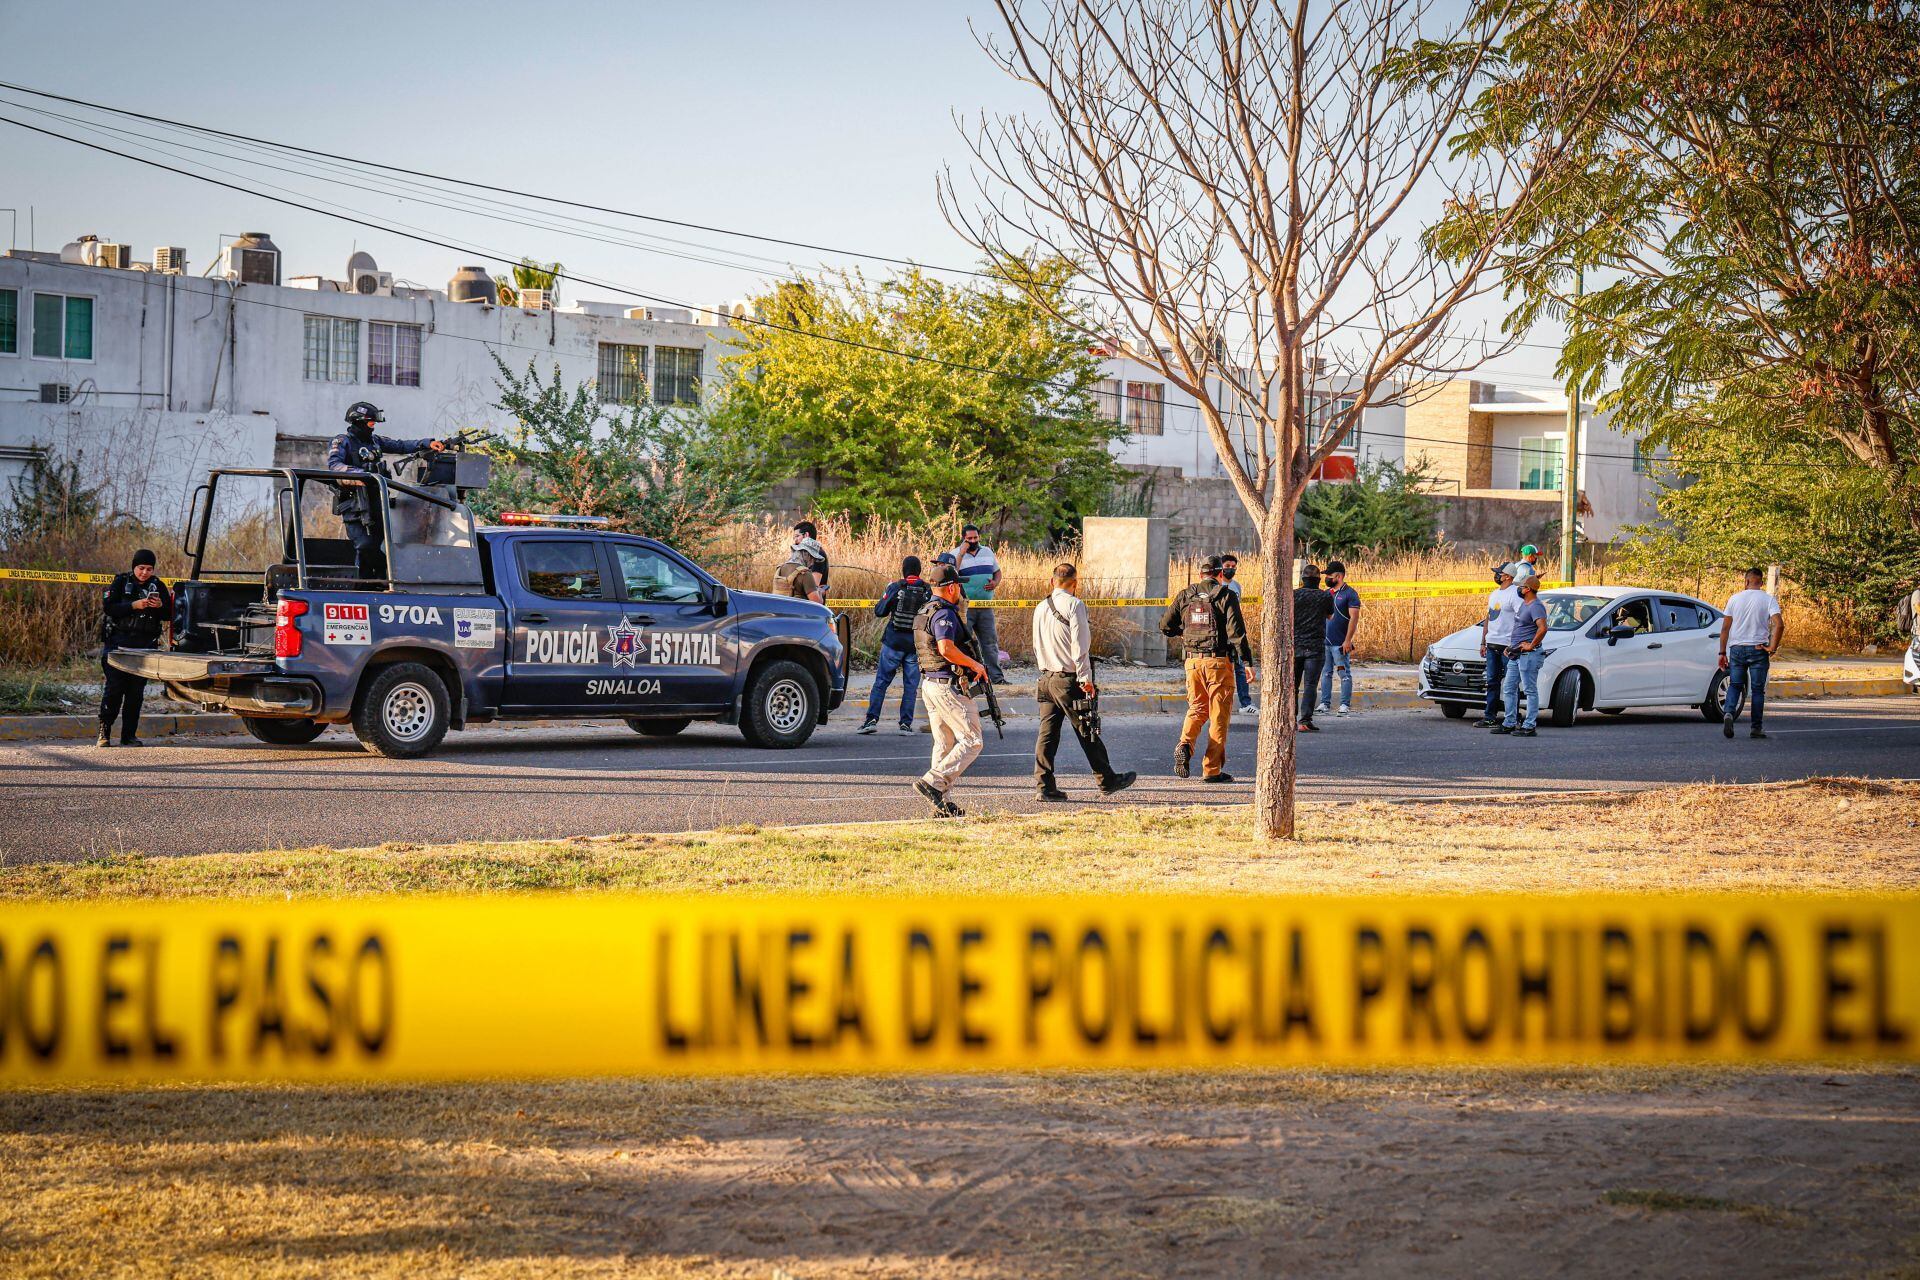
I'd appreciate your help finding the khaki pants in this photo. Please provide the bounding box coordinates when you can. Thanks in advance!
[921,679,984,793]
[1180,656,1236,777]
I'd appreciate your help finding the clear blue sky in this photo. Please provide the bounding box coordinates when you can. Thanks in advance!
[0,0,1569,388]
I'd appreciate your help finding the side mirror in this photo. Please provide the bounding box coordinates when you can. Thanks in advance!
[1606,625,1634,645]
[708,583,731,615]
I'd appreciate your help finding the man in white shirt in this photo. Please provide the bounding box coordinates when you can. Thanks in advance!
[950,524,1006,683]
[1031,562,1136,800]
[1475,564,1521,727]
[1719,566,1785,740]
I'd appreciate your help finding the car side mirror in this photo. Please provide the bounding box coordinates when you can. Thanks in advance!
[1606,625,1634,645]
[708,583,730,615]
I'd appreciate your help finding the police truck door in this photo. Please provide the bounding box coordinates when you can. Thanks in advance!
[608,541,735,710]
[503,538,625,709]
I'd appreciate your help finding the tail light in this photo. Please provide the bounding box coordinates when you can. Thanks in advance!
[274,597,309,658]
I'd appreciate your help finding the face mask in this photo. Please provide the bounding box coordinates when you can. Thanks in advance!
[1222,566,1236,579]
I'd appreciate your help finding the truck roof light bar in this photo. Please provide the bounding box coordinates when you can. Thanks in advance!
[497,512,613,527]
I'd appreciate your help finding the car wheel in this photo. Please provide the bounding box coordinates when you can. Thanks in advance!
[352,662,451,759]
[1699,669,1727,721]
[240,715,326,745]
[626,716,694,738]
[1548,671,1581,728]
[1439,702,1469,719]
[739,660,819,749]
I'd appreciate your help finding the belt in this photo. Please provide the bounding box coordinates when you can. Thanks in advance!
[1043,669,1078,678]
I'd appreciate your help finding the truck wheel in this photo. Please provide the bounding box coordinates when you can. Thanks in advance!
[352,662,450,759]
[241,716,326,746]
[1439,702,1469,719]
[626,717,693,738]
[739,660,818,749]
[1699,670,1727,722]
[1548,671,1581,728]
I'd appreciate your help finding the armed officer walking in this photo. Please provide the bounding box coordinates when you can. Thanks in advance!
[328,402,444,582]
[1032,562,1136,800]
[97,548,173,748]
[912,563,990,817]
[1160,555,1255,782]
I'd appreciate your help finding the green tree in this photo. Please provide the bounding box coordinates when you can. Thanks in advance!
[493,258,565,308]
[720,258,1124,539]
[1432,0,1920,616]
[475,354,774,551]
[1298,459,1441,561]
[0,452,103,543]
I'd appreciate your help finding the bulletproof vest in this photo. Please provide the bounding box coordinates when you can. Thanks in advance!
[887,579,932,635]
[913,599,961,676]
[773,558,817,599]
[103,573,166,647]
[1180,583,1229,655]
[332,431,385,518]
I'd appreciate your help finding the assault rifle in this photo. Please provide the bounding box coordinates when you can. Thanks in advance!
[955,630,1005,739]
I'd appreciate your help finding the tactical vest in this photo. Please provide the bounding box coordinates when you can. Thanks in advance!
[773,558,818,599]
[1179,583,1229,655]
[913,599,963,676]
[887,579,932,637]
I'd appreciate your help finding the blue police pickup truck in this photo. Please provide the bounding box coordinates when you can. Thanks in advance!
[109,460,848,758]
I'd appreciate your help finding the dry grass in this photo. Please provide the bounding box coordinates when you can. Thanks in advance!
[8,777,1916,902]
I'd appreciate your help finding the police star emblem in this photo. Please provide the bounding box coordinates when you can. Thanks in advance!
[606,616,643,668]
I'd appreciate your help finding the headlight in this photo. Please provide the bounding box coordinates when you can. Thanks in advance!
[1421,647,1436,670]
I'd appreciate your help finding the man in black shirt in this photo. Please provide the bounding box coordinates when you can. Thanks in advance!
[1159,555,1256,781]
[97,548,174,748]
[1292,563,1335,732]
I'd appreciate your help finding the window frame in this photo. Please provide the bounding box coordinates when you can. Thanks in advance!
[1093,377,1123,424]
[29,291,95,363]
[515,538,609,602]
[652,345,703,407]
[1517,435,1564,491]
[610,540,712,605]
[597,342,650,406]
[366,320,423,388]
[302,315,360,384]
[1124,380,1165,435]
[1308,392,1359,451]
[0,287,18,357]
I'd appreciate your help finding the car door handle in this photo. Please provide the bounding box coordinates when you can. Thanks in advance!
[626,614,656,626]
[520,612,549,625]
[1646,643,1662,649]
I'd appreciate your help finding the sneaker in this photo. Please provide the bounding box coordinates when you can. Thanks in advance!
[914,779,949,814]
[95,731,113,748]
[1173,743,1192,779]
[1238,703,1257,715]
[1100,771,1138,796]
[1315,703,1332,715]
[857,718,878,735]
[1750,729,1767,740]
[1491,724,1512,735]
[1515,727,1537,737]
[939,798,966,818]
[897,721,915,734]
[1299,720,1319,732]
[1723,716,1735,739]
[120,738,145,748]
[1473,718,1498,728]
[1337,704,1351,717]
[1036,784,1070,801]
[1201,772,1235,784]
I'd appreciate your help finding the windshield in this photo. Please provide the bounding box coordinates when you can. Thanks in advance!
[1543,594,1610,631]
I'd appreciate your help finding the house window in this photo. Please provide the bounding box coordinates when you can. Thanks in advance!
[368,321,422,387]
[1308,392,1359,449]
[1518,437,1564,490]
[1125,381,1164,435]
[303,316,358,383]
[1094,378,1123,423]
[653,346,702,406]
[0,288,17,355]
[31,293,93,361]
[597,342,649,405]
[1632,439,1652,474]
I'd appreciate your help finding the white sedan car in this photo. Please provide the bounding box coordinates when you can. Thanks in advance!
[1418,585,1727,727]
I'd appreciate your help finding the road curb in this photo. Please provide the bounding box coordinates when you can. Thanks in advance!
[0,713,245,742]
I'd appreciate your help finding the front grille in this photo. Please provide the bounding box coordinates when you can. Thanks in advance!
[1427,656,1486,697]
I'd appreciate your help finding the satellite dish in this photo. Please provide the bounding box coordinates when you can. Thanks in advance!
[346,250,378,276]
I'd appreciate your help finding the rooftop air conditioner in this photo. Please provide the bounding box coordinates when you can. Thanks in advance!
[222,244,281,286]
[351,269,395,297]
[153,247,187,274]
[518,288,553,311]
[94,243,133,269]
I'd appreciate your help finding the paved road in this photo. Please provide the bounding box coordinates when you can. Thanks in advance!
[4,697,1916,861]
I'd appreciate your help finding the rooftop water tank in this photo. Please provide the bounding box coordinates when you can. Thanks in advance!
[447,265,498,304]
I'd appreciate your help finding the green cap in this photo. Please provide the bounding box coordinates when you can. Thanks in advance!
[1520,544,1539,556]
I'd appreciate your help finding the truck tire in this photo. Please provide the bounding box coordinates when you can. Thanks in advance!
[1699,669,1727,722]
[1439,702,1469,719]
[352,662,450,759]
[241,716,326,746]
[626,717,693,738]
[739,660,818,749]
[1548,670,1581,729]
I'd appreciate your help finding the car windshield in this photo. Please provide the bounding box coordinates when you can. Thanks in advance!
[1543,594,1610,631]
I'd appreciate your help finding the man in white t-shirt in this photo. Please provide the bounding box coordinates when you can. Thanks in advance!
[1475,564,1521,727]
[949,524,1006,683]
[1718,566,1785,740]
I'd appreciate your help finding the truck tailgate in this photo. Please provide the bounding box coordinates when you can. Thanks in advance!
[106,651,278,683]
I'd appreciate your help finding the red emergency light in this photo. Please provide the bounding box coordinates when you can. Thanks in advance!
[497,513,612,527]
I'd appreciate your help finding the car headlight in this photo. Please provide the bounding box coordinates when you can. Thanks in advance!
[1421,647,1436,671]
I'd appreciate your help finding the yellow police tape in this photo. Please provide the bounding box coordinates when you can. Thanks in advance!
[0,567,120,585]
[1,892,1911,1084]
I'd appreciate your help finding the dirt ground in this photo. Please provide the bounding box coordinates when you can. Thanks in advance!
[2,1069,1915,1278]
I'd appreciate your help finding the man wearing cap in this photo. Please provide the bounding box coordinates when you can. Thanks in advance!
[1508,544,1544,583]
[948,524,1006,683]
[1160,555,1255,782]
[912,562,990,816]
[1475,564,1520,728]
[97,548,173,748]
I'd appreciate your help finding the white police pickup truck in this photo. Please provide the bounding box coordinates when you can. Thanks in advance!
[1418,584,1727,727]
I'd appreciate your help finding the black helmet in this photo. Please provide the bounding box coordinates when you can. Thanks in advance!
[345,401,385,428]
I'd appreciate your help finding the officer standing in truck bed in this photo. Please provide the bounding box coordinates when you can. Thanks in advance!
[328,401,443,582]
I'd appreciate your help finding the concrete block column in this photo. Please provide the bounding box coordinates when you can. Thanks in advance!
[1081,516,1170,664]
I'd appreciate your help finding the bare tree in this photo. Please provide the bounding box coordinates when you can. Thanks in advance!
[945,0,1621,838]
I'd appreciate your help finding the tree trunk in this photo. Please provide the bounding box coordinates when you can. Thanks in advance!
[1253,505,1297,840]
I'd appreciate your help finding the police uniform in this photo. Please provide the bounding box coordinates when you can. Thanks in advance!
[327,403,436,581]
[913,566,984,813]
[1159,565,1252,780]
[99,558,173,746]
